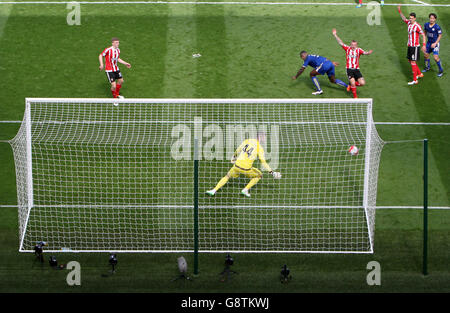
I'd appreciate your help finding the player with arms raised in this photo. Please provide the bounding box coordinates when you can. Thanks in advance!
[292,51,348,95]
[422,13,444,77]
[206,132,281,198]
[332,29,373,98]
[398,6,427,85]
[99,37,132,99]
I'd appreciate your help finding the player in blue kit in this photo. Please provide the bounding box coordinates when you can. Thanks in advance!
[292,51,348,95]
[422,13,444,77]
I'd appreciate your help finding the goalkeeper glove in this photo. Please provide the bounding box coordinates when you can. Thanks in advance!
[231,155,237,164]
[270,171,282,179]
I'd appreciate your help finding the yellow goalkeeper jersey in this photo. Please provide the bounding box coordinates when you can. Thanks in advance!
[234,139,272,172]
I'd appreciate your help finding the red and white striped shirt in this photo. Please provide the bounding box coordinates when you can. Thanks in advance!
[342,45,365,69]
[405,20,424,47]
[101,46,120,72]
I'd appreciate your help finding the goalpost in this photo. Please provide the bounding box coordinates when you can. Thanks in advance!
[9,98,384,253]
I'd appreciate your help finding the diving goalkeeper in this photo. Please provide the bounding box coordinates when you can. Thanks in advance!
[206,132,281,198]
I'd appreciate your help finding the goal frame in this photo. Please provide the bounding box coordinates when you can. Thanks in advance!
[15,97,378,254]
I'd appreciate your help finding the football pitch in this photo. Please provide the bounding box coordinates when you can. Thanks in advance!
[0,0,449,293]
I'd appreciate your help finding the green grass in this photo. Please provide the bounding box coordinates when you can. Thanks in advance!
[0,0,449,292]
[0,207,449,293]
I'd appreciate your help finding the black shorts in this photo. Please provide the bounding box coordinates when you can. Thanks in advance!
[106,71,122,83]
[407,46,420,61]
[347,68,363,80]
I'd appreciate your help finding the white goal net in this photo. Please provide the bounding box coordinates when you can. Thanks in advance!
[9,98,384,253]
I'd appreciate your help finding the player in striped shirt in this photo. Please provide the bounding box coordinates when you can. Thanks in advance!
[422,13,444,77]
[332,29,373,99]
[99,37,132,98]
[398,6,427,85]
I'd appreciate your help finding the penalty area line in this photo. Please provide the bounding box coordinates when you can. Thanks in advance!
[376,122,450,126]
[411,0,431,6]
[377,206,450,210]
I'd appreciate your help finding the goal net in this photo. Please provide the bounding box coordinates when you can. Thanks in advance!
[10,98,384,253]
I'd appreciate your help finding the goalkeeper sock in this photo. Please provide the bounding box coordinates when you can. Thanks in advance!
[335,79,348,88]
[214,176,230,191]
[311,77,321,91]
[245,177,261,190]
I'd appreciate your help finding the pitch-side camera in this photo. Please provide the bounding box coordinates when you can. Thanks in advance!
[49,255,58,267]
[109,254,118,273]
[225,254,234,266]
[172,256,192,281]
[34,241,47,263]
[220,254,237,282]
[280,264,292,283]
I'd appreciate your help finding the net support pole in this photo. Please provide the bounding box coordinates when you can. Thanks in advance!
[193,138,199,275]
[20,99,34,251]
[422,138,429,276]
[363,99,374,252]
[25,99,34,209]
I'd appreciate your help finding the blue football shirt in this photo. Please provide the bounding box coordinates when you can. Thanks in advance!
[302,54,329,68]
[424,22,442,44]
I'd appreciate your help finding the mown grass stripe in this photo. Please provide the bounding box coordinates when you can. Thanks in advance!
[382,5,450,205]
[162,4,197,97]
[194,1,229,98]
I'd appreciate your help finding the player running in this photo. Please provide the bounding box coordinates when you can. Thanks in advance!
[422,13,444,77]
[99,37,132,99]
[206,132,281,198]
[292,51,348,95]
[398,6,427,85]
[332,29,373,99]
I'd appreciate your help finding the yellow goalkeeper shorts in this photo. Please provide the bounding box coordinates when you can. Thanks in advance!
[227,165,262,179]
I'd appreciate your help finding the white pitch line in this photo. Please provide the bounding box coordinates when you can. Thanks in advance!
[377,206,450,210]
[0,204,449,209]
[0,1,449,7]
[1,120,450,125]
[411,0,430,6]
[376,122,450,126]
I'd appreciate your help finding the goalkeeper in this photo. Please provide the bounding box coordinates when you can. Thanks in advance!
[206,132,281,198]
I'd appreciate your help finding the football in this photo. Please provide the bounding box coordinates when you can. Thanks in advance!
[348,145,359,156]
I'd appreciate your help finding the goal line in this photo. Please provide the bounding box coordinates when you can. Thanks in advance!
[2,204,449,209]
[2,120,450,125]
